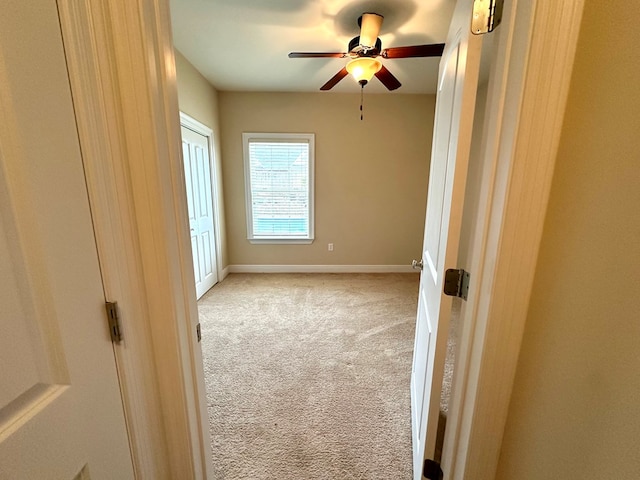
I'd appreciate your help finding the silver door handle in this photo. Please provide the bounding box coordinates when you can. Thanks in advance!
[412,259,423,271]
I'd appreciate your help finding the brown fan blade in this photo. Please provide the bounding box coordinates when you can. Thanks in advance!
[289,52,348,58]
[374,65,401,91]
[381,43,445,59]
[320,67,349,91]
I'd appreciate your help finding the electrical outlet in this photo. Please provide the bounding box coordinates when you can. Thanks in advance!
[328,243,334,251]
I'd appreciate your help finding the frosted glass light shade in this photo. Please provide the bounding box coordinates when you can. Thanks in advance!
[346,57,382,84]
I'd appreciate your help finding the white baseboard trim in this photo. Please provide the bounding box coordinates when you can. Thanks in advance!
[220,265,230,281]
[227,264,416,274]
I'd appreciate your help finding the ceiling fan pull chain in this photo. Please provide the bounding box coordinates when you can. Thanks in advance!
[360,84,364,121]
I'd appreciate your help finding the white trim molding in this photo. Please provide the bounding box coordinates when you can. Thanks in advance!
[179,112,213,137]
[221,265,231,280]
[228,264,416,273]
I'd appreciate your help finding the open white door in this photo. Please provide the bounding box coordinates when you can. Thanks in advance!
[411,1,483,477]
[0,2,134,478]
[181,124,219,299]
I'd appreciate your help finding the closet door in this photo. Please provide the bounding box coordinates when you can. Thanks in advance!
[181,125,218,299]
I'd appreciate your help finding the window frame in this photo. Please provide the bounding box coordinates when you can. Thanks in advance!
[242,132,315,244]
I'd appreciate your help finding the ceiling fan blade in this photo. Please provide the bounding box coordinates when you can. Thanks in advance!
[359,13,384,49]
[320,67,349,91]
[289,52,348,58]
[381,43,445,59]
[374,65,401,91]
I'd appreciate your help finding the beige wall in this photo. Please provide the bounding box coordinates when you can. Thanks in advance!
[496,1,640,478]
[174,50,229,269]
[218,92,435,266]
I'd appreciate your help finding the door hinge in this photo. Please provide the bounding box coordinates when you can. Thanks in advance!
[105,301,122,343]
[471,0,504,35]
[423,459,443,479]
[444,268,470,300]
[196,322,202,342]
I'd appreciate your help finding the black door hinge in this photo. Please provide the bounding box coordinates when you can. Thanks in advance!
[444,268,470,300]
[424,459,443,479]
[105,301,122,343]
[196,322,202,342]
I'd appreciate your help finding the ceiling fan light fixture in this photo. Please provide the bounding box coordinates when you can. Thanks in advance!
[346,57,382,85]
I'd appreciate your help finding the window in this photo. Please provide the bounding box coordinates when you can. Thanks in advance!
[242,133,314,243]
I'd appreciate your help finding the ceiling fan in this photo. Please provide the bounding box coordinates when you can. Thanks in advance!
[288,12,445,91]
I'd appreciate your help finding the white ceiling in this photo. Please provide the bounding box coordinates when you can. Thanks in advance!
[169,0,457,94]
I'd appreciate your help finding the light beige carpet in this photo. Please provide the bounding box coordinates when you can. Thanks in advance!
[197,273,420,479]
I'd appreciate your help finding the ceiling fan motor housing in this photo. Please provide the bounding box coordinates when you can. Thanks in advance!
[348,36,382,57]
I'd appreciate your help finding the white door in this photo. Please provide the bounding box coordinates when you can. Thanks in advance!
[181,126,219,299]
[411,1,483,477]
[0,1,134,479]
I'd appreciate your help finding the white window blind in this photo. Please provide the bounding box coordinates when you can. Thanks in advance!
[243,133,314,242]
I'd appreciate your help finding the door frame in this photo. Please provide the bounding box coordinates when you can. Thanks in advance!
[180,111,224,288]
[57,0,585,479]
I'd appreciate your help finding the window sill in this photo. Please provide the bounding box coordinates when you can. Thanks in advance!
[248,238,314,245]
